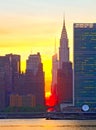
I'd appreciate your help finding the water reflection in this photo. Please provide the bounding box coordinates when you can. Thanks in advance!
[0,119,96,130]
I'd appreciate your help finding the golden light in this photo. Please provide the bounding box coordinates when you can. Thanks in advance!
[45,91,51,98]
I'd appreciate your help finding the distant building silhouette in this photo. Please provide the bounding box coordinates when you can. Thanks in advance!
[57,19,73,105]
[26,53,41,75]
[57,62,73,104]
[26,53,45,106]
[74,23,96,110]
[6,54,21,92]
[0,57,7,109]
[51,53,58,94]
[0,51,45,110]
[15,53,45,106]
[0,54,21,109]
[0,56,10,109]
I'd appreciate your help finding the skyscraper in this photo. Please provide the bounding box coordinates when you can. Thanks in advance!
[6,54,21,92]
[57,62,73,104]
[59,19,69,69]
[26,52,41,75]
[0,56,9,109]
[0,54,21,109]
[52,52,58,94]
[25,52,45,106]
[74,23,96,110]
[57,19,73,104]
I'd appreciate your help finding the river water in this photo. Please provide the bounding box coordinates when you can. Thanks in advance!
[0,119,96,130]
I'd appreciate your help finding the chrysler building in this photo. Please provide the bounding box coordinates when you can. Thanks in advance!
[59,19,69,69]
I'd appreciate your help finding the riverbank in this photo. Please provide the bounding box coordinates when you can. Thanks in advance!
[46,112,96,120]
[0,112,96,120]
[0,112,45,119]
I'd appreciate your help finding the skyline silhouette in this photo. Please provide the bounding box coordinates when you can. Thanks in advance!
[0,0,96,94]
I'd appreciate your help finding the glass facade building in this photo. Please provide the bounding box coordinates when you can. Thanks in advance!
[74,23,96,109]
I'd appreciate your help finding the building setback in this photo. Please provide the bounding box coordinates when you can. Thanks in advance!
[16,53,45,106]
[74,23,96,109]
[57,19,73,104]
[26,53,45,106]
[59,19,69,69]
[0,53,45,110]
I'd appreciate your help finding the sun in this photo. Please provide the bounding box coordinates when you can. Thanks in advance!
[45,91,57,107]
[45,92,51,98]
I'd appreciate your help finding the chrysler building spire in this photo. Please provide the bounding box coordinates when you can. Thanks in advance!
[59,17,69,69]
[61,17,68,39]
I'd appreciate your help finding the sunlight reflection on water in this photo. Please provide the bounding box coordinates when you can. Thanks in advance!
[0,119,96,130]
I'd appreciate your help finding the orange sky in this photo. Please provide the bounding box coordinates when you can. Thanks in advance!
[0,13,73,92]
[0,0,96,92]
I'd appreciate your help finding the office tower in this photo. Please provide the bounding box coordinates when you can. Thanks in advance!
[51,53,58,94]
[74,23,96,110]
[6,54,20,74]
[25,53,45,106]
[6,54,21,92]
[57,62,73,104]
[26,52,41,74]
[57,19,73,104]
[59,19,69,69]
[0,56,11,92]
[0,54,21,108]
[0,56,12,108]
[0,56,8,109]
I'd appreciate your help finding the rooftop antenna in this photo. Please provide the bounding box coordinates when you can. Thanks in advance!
[63,12,65,27]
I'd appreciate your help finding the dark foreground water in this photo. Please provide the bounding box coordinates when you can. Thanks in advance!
[0,119,96,130]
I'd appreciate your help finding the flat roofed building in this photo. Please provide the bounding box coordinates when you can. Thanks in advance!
[74,23,96,110]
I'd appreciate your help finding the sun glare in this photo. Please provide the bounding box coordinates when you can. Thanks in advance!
[45,92,51,98]
[45,91,57,107]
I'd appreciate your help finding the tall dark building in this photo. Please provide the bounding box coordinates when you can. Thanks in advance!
[0,54,21,109]
[0,56,9,109]
[13,53,45,106]
[57,19,73,104]
[6,54,21,92]
[74,23,96,110]
[57,62,73,104]
[26,53,45,106]
[17,53,45,106]
[51,53,58,94]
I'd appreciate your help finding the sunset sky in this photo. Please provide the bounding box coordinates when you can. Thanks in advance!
[0,0,96,92]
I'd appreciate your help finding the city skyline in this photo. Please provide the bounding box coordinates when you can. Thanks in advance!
[0,0,96,93]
